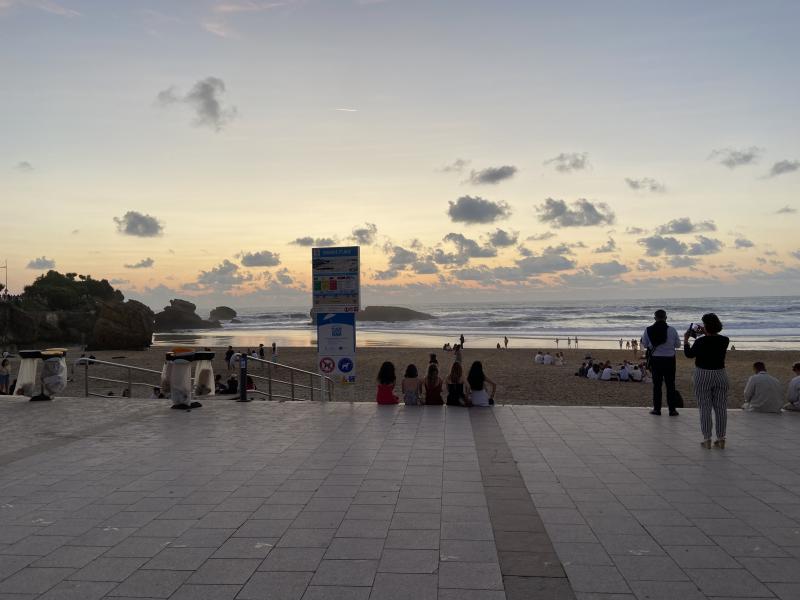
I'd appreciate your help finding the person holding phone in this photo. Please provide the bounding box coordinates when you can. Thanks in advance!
[684,313,730,449]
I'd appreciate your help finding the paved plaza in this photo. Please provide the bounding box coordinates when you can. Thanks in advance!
[1,397,799,599]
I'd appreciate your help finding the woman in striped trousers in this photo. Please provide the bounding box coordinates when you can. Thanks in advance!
[684,313,730,449]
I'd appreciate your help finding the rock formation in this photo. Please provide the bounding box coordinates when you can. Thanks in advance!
[210,306,237,321]
[154,299,222,332]
[90,300,154,350]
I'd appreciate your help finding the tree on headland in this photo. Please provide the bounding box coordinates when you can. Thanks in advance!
[22,270,123,310]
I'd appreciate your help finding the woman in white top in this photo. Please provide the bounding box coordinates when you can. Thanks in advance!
[587,364,601,380]
[466,361,496,407]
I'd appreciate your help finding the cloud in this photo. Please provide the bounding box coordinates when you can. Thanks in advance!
[515,252,576,275]
[190,259,253,290]
[467,165,517,185]
[441,158,471,173]
[124,257,155,269]
[526,232,555,241]
[487,229,518,247]
[114,211,164,237]
[15,160,33,171]
[655,217,716,235]
[638,235,688,256]
[667,256,699,268]
[412,261,439,275]
[275,267,293,285]
[734,238,754,249]
[0,0,79,17]
[625,177,665,193]
[238,250,281,267]
[710,146,762,169]
[766,160,800,178]
[593,238,617,253]
[544,152,588,173]
[156,77,238,131]
[71,229,79,235]
[536,198,615,228]
[688,235,723,255]
[373,268,399,280]
[213,1,290,13]
[448,196,511,224]
[108,278,130,285]
[385,245,418,268]
[792,250,800,260]
[350,223,378,245]
[26,256,56,269]
[202,20,237,38]
[590,260,629,277]
[430,248,467,266]
[625,227,647,235]
[776,206,797,214]
[443,233,497,259]
[290,236,337,247]
[637,259,659,272]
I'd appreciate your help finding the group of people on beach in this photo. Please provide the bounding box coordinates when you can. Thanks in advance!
[533,351,565,366]
[376,352,496,407]
[576,358,646,382]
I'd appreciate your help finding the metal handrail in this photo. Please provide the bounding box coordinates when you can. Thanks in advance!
[245,356,334,402]
[77,357,162,398]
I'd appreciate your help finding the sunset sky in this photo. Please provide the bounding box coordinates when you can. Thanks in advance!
[2,0,799,309]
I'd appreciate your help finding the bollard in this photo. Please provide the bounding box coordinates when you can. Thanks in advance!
[238,354,250,402]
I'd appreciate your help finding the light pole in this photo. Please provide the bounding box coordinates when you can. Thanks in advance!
[0,260,7,294]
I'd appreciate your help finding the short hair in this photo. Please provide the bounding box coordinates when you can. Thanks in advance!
[654,309,667,320]
[701,312,723,334]
[793,362,800,371]
[753,361,766,372]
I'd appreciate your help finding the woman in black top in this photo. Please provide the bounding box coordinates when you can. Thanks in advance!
[684,313,730,449]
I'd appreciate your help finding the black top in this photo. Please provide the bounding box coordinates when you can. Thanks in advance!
[684,335,729,370]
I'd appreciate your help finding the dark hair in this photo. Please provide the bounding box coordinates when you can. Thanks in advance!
[429,353,438,364]
[467,361,485,391]
[404,364,418,378]
[793,362,800,371]
[1,359,8,367]
[654,309,667,320]
[377,361,396,385]
[448,362,463,382]
[426,363,439,389]
[701,312,723,334]
[753,361,766,372]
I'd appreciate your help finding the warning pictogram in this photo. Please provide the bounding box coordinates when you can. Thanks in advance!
[319,357,335,373]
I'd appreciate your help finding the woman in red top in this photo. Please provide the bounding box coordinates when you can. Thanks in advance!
[376,361,399,404]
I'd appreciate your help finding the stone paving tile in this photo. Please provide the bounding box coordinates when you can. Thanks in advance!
[67,556,146,582]
[169,583,241,600]
[0,567,74,595]
[107,569,189,597]
[37,579,116,600]
[259,547,326,572]
[369,573,437,600]
[143,547,215,570]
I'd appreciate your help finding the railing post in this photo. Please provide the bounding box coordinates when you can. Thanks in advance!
[290,370,295,401]
[84,361,89,397]
[309,373,314,401]
[267,362,273,401]
[127,367,132,399]
[238,354,250,402]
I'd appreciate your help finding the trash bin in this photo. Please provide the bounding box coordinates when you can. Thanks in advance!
[41,349,68,396]
[163,349,205,409]
[17,348,68,400]
[16,350,41,397]
[193,351,215,397]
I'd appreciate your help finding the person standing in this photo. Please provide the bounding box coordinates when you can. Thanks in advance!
[555,337,559,348]
[567,337,572,349]
[225,345,235,372]
[574,336,579,349]
[460,333,465,348]
[684,313,730,448]
[504,336,509,349]
[641,309,681,416]
[619,338,623,349]
[271,342,278,362]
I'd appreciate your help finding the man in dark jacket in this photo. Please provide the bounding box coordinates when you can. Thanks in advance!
[641,309,682,415]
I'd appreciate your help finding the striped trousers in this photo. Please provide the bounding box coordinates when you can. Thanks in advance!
[693,367,729,440]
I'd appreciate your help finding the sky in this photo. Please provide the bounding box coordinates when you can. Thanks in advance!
[1,0,799,310]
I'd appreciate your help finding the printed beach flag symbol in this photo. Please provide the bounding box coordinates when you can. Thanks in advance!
[319,357,335,373]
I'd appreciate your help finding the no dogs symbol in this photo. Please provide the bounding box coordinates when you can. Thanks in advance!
[319,357,335,373]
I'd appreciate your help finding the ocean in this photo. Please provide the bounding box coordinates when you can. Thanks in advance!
[152,296,800,351]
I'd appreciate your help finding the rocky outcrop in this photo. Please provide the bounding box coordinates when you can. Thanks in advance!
[90,300,154,350]
[0,302,38,346]
[356,306,435,322]
[154,299,222,332]
[210,306,237,321]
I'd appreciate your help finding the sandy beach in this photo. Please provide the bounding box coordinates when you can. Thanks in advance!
[5,345,798,408]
